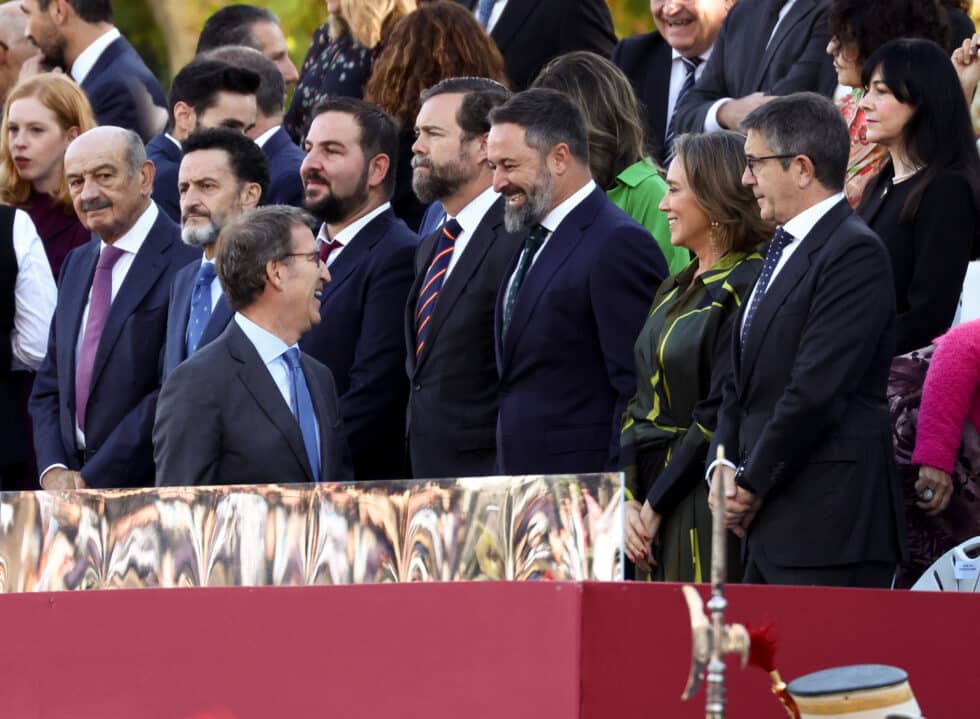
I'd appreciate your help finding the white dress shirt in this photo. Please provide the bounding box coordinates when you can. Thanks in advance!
[69,28,121,85]
[443,186,499,278]
[481,0,509,32]
[254,125,281,149]
[10,210,56,371]
[316,202,391,267]
[666,46,713,139]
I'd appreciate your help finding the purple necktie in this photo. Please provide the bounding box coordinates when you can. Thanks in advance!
[76,244,125,432]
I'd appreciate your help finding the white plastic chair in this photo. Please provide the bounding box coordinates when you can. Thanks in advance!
[911,536,980,592]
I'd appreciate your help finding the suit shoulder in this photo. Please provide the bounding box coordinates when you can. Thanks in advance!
[613,31,663,70]
[377,212,419,250]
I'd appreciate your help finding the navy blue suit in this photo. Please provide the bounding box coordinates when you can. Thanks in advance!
[261,127,306,208]
[300,208,418,481]
[162,258,233,379]
[29,208,199,488]
[418,201,446,238]
[147,133,181,223]
[494,187,667,474]
[80,36,167,143]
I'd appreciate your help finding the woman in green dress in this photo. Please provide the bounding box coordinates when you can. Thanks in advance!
[620,130,772,582]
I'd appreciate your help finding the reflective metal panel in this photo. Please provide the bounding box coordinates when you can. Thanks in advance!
[0,473,623,592]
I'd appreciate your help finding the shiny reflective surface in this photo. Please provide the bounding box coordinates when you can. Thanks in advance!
[0,474,623,592]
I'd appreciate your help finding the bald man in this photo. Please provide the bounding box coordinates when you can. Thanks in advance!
[0,2,39,108]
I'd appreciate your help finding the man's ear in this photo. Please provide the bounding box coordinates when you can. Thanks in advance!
[547,142,572,177]
[367,152,391,191]
[240,181,262,210]
[266,258,286,292]
[172,101,196,140]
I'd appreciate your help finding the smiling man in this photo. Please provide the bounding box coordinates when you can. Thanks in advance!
[154,205,354,487]
[298,97,417,481]
[161,127,269,379]
[613,0,734,165]
[29,125,198,489]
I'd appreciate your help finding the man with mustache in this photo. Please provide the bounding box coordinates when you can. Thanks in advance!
[487,89,668,474]
[299,97,417,481]
[161,128,269,379]
[154,206,354,487]
[405,77,523,479]
[18,0,166,142]
[29,126,198,489]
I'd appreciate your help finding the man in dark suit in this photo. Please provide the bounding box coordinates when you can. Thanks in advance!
[703,93,904,587]
[196,4,299,88]
[406,77,522,479]
[463,0,617,91]
[206,46,306,208]
[19,0,167,142]
[299,98,417,481]
[162,128,268,379]
[147,59,259,223]
[613,0,733,166]
[487,89,668,474]
[154,206,353,486]
[29,126,199,490]
[673,0,836,134]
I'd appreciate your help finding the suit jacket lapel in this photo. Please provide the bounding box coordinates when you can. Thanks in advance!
[200,294,232,347]
[170,265,195,359]
[405,229,437,377]
[752,0,816,91]
[227,322,314,482]
[302,355,332,483]
[63,238,100,373]
[80,37,122,91]
[321,214,385,304]
[490,1,536,52]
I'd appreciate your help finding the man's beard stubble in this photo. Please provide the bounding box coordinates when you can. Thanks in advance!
[502,167,553,234]
[303,166,371,224]
[411,147,473,205]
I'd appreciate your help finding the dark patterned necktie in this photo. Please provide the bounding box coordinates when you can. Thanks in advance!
[185,261,216,357]
[740,227,794,351]
[502,223,549,341]
[415,218,462,357]
[663,55,704,165]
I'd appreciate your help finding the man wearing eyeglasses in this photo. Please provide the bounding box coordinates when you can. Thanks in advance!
[708,92,904,588]
[154,205,354,486]
[298,97,417,481]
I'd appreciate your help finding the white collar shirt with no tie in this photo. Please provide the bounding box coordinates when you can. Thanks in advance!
[70,27,121,84]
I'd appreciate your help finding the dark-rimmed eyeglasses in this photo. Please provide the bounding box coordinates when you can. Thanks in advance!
[284,250,322,266]
[745,154,798,177]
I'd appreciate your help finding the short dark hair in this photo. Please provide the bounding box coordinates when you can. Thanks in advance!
[310,97,399,199]
[38,0,112,23]
[740,92,849,192]
[168,59,260,122]
[204,46,285,117]
[195,4,277,54]
[216,206,315,312]
[181,127,271,203]
[829,0,950,65]
[420,77,512,140]
[488,88,590,165]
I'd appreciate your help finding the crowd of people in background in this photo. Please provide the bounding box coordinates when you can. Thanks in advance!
[0,0,979,590]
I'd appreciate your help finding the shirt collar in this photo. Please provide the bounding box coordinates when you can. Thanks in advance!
[234,312,292,365]
[453,186,499,235]
[540,179,597,234]
[98,201,158,255]
[782,193,845,242]
[670,44,713,65]
[328,202,391,246]
[165,133,181,150]
[254,125,281,148]
[70,27,121,84]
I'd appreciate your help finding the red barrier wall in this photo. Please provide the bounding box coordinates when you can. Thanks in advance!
[1,582,974,718]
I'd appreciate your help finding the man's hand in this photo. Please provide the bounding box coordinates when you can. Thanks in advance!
[40,469,86,490]
[952,33,980,104]
[717,93,773,130]
[708,464,761,538]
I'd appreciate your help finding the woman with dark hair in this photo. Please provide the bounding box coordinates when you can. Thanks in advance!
[365,1,508,231]
[532,51,687,274]
[857,38,980,355]
[826,0,951,206]
[620,130,771,582]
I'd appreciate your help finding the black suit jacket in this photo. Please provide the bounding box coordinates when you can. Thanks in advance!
[262,126,306,208]
[147,133,181,223]
[80,35,167,143]
[710,199,905,571]
[612,31,673,167]
[162,258,233,379]
[300,208,417,481]
[673,0,836,133]
[490,0,617,91]
[154,320,354,486]
[29,208,199,488]
[404,197,524,478]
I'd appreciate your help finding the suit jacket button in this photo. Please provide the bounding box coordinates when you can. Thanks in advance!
[414,383,422,391]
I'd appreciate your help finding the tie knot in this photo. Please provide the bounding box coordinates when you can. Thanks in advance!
[681,56,703,74]
[283,347,302,371]
[196,261,217,285]
[770,227,794,253]
[319,238,343,262]
[442,218,463,242]
[97,244,126,269]
[527,223,549,249]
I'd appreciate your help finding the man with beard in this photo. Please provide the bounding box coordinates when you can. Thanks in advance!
[299,97,417,481]
[19,0,166,142]
[29,126,198,489]
[487,89,668,474]
[162,128,269,379]
[405,77,523,479]
[147,59,260,223]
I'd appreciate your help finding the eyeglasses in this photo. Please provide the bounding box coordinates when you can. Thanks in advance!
[284,250,322,266]
[744,154,799,177]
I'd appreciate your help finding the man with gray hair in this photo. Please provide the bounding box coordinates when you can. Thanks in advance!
[486,88,667,475]
[29,126,198,489]
[0,1,39,109]
[154,206,353,487]
[707,92,904,587]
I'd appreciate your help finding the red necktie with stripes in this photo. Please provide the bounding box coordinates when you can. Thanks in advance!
[415,218,461,357]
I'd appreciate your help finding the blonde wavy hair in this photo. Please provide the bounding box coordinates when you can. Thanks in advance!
[329,0,416,50]
[0,73,97,211]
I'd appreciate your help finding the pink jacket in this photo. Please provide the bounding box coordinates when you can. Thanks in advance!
[912,319,980,473]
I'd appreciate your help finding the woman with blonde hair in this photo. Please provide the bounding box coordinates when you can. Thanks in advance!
[284,0,415,143]
[0,73,96,279]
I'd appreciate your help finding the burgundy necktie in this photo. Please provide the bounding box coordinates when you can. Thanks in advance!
[75,244,125,432]
[319,239,344,263]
